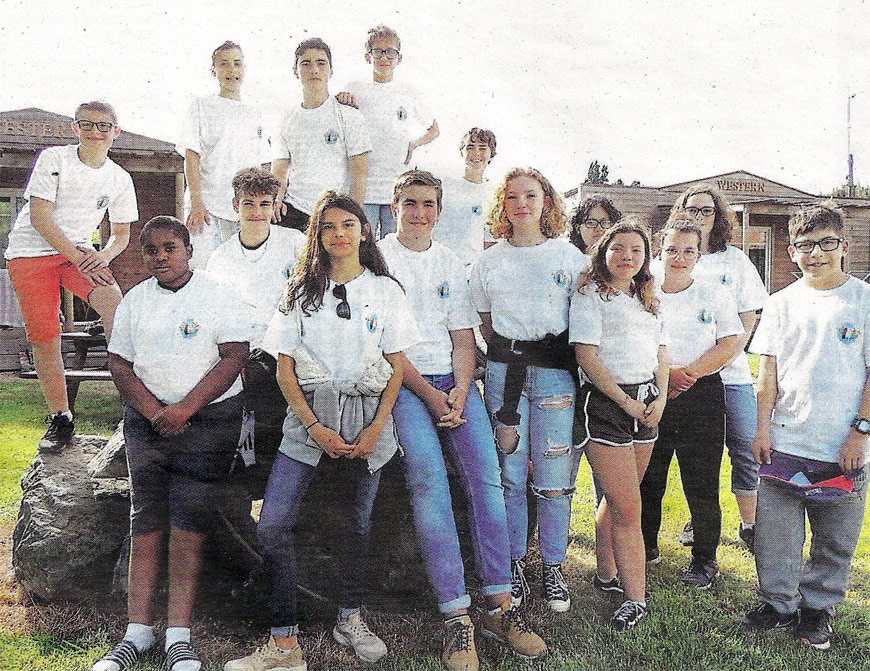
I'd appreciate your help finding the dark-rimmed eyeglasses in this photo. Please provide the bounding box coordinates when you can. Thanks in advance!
[369,47,399,60]
[686,206,716,217]
[582,218,613,230]
[664,246,699,260]
[75,120,115,132]
[792,237,843,254]
[333,283,351,320]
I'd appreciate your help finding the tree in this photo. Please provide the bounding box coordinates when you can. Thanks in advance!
[586,160,610,184]
[832,182,870,198]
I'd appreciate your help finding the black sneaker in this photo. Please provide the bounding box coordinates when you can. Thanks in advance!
[542,562,570,612]
[38,412,74,453]
[736,602,798,630]
[510,557,530,607]
[680,558,719,589]
[678,518,694,546]
[739,523,756,553]
[796,608,833,650]
[645,546,661,565]
[611,600,648,630]
[592,574,623,594]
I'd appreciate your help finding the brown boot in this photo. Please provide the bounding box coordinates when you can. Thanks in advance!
[480,603,547,660]
[441,615,478,671]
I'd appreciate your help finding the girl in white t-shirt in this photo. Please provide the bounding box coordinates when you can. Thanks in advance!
[470,167,587,613]
[569,219,668,630]
[227,192,417,671]
[639,218,742,590]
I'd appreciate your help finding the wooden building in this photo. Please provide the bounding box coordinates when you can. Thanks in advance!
[572,170,870,293]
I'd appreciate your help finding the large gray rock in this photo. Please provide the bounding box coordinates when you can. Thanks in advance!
[12,435,130,601]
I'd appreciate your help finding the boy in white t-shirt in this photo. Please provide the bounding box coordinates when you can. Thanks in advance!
[271,37,372,231]
[177,41,268,269]
[739,204,870,651]
[433,128,497,271]
[99,216,250,671]
[5,100,137,453]
[338,25,440,239]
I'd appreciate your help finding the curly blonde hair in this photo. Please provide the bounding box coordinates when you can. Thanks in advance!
[487,167,567,240]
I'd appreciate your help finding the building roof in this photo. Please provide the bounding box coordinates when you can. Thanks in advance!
[0,108,177,156]
[661,170,816,198]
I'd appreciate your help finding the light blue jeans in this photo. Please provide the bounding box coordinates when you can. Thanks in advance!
[484,361,575,564]
[393,375,511,612]
[725,383,760,494]
[756,466,867,614]
[363,203,396,240]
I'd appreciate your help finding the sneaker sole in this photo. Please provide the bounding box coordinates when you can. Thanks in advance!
[510,595,523,608]
[735,616,797,630]
[593,584,623,594]
[546,598,571,613]
[479,628,547,661]
[331,628,386,663]
[611,614,647,631]
[682,580,713,590]
[799,636,831,651]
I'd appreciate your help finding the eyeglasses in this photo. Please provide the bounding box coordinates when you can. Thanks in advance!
[685,206,716,218]
[75,120,115,132]
[663,246,699,260]
[792,237,843,254]
[333,283,351,320]
[369,47,399,60]
[582,218,613,230]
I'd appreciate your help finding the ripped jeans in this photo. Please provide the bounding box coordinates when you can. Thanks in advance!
[484,360,575,564]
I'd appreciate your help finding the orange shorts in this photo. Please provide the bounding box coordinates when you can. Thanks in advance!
[7,254,98,342]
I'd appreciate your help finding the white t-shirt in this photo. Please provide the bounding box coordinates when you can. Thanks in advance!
[749,276,870,462]
[469,238,588,341]
[433,176,495,272]
[378,235,480,375]
[343,78,434,204]
[263,268,419,380]
[205,226,305,347]
[176,95,268,222]
[108,271,250,405]
[569,286,664,385]
[272,97,372,215]
[5,145,138,260]
[693,245,767,384]
[657,279,743,368]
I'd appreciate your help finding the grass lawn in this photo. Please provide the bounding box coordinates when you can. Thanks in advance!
[1,370,868,670]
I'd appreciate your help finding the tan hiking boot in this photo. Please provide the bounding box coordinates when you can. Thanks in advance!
[480,604,547,660]
[223,636,306,671]
[442,615,478,671]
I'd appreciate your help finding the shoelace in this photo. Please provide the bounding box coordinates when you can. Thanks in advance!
[344,615,377,639]
[504,607,534,634]
[444,620,473,653]
[544,565,568,596]
[613,601,644,624]
[103,640,140,667]
[511,561,530,599]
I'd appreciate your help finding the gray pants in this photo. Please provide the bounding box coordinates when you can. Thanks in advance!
[756,466,867,614]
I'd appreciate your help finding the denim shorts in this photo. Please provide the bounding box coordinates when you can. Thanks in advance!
[576,381,659,447]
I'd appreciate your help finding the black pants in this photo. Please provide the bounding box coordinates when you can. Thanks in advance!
[640,375,725,561]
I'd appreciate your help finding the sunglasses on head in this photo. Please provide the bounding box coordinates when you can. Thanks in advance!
[333,283,351,320]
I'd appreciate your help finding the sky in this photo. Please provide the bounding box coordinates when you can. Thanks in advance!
[1,0,869,196]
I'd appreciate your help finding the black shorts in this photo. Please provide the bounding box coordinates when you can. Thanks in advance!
[125,393,242,534]
[575,380,659,447]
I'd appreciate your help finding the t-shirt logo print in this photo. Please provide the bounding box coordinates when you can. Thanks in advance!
[283,262,294,279]
[324,129,339,145]
[396,106,408,121]
[437,281,450,299]
[472,205,482,216]
[697,308,712,324]
[365,313,378,333]
[179,319,200,338]
[720,272,732,286]
[552,269,568,288]
[96,195,109,209]
[838,322,860,343]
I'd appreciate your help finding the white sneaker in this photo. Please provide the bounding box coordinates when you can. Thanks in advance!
[223,636,306,671]
[332,611,387,663]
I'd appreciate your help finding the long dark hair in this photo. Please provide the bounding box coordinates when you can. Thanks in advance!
[670,185,736,254]
[569,196,622,252]
[279,191,399,316]
[577,218,658,315]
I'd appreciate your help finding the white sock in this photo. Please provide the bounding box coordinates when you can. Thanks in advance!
[338,607,359,621]
[92,624,153,671]
[165,628,200,671]
[60,410,73,421]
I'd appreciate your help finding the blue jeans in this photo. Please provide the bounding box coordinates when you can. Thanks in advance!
[393,375,511,612]
[725,384,760,494]
[756,466,867,614]
[363,203,396,240]
[484,361,575,564]
[258,452,382,634]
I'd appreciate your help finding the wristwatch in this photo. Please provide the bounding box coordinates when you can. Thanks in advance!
[851,417,870,434]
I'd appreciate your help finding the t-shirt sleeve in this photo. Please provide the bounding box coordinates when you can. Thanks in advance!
[748,298,779,357]
[176,98,202,156]
[107,170,139,224]
[271,112,292,161]
[380,281,421,354]
[107,293,136,361]
[23,148,62,203]
[263,306,301,357]
[568,288,602,345]
[735,248,768,312]
[714,286,745,339]
[342,107,373,158]
[446,259,482,330]
[468,258,490,312]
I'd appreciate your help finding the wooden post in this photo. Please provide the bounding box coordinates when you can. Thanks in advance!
[175,173,185,220]
[62,288,74,333]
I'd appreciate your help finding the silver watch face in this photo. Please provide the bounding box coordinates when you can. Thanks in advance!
[855,418,870,434]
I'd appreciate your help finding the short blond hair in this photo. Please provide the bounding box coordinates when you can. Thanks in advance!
[365,25,400,52]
